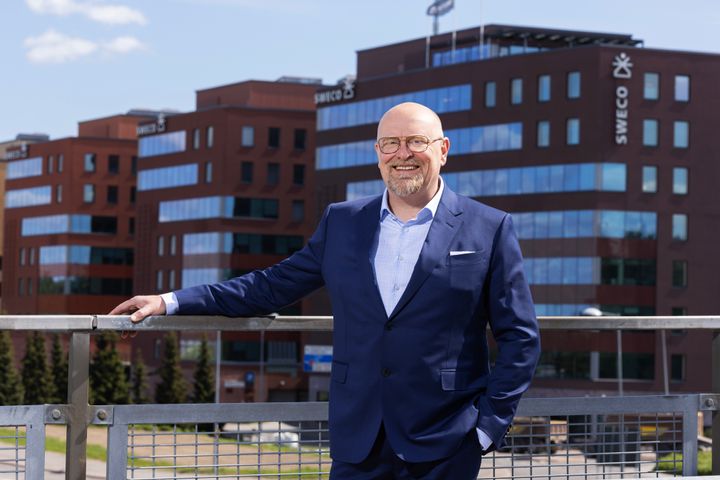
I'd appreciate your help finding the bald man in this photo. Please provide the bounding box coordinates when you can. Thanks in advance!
[111,103,540,479]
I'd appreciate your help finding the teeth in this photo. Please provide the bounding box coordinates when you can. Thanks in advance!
[394,166,418,170]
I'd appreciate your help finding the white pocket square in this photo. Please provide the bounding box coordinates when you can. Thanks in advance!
[449,251,476,256]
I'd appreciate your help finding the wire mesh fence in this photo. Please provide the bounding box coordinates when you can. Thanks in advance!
[0,426,26,479]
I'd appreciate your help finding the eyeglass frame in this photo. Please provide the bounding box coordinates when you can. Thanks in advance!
[376,135,445,154]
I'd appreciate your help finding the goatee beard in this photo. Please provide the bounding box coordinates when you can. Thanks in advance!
[387,173,423,197]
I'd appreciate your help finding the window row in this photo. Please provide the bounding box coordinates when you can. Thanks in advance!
[138,164,198,191]
[524,257,656,286]
[82,153,131,174]
[514,210,657,240]
[316,122,522,170]
[535,118,582,147]
[82,184,132,204]
[346,163,626,201]
[181,232,304,256]
[642,119,689,148]
[6,156,42,180]
[536,351,683,381]
[317,84,472,131]
[641,166,688,194]
[643,73,691,102]
[158,196,279,222]
[534,304,655,317]
[5,185,52,208]
[432,43,558,68]
[38,276,133,296]
[138,130,186,157]
[21,214,117,236]
[240,162,305,186]
[38,246,134,266]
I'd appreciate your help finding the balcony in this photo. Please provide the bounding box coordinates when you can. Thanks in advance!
[0,314,717,479]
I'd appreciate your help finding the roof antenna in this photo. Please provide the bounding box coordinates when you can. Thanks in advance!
[426,0,454,36]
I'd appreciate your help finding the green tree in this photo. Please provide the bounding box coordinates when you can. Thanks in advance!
[131,348,150,404]
[50,334,68,403]
[156,332,188,404]
[0,331,23,405]
[90,332,130,405]
[22,331,54,404]
[192,334,215,403]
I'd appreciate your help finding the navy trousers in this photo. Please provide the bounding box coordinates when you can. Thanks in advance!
[329,424,483,480]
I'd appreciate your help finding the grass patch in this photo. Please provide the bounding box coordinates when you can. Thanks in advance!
[657,451,712,475]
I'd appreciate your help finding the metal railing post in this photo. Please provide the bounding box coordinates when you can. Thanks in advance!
[713,330,720,475]
[65,331,90,480]
[682,395,699,476]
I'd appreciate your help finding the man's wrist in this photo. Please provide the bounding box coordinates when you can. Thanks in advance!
[160,292,178,315]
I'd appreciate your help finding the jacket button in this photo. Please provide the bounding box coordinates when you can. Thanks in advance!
[382,368,391,377]
[385,322,393,331]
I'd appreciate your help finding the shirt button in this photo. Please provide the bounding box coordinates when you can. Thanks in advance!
[393,285,400,291]
[382,368,391,377]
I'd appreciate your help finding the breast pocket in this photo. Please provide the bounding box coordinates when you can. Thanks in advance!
[448,252,488,290]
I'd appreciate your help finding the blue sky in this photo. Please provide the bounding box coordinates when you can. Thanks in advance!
[2,0,719,141]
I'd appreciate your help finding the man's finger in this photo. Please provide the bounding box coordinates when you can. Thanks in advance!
[109,298,137,315]
[130,305,152,323]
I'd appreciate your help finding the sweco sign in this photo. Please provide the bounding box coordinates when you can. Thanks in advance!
[612,52,633,145]
[6,143,28,160]
[314,78,355,105]
[136,113,167,137]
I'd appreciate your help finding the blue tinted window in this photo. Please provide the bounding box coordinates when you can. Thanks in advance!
[602,163,627,191]
[138,164,198,191]
[538,75,551,102]
[317,85,471,131]
[644,73,660,100]
[182,268,223,288]
[673,121,689,148]
[511,78,523,105]
[643,119,658,146]
[674,75,690,102]
[673,167,688,195]
[6,156,42,180]
[514,210,656,240]
[5,185,52,208]
[642,166,657,193]
[537,121,550,147]
[138,131,186,157]
[567,72,581,99]
[485,82,496,107]
[566,118,580,145]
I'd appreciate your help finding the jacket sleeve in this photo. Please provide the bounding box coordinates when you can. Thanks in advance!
[476,214,540,449]
[174,206,330,316]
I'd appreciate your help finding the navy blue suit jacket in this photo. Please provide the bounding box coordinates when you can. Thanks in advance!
[175,186,540,463]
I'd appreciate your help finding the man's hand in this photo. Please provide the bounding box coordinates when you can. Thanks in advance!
[109,295,167,323]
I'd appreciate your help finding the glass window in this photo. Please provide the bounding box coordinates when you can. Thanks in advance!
[294,129,307,150]
[485,81,496,107]
[137,164,198,191]
[538,74,551,102]
[510,78,523,105]
[537,121,550,147]
[672,260,687,287]
[138,131,186,157]
[566,118,580,145]
[7,156,43,179]
[58,154,64,173]
[643,73,660,100]
[108,155,120,174]
[129,217,135,235]
[84,153,96,173]
[83,184,95,203]
[158,236,164,256]
[206,126,214,148]
[107,185,118,204]
[642,166,657,193]
[672,214,687,241]
[643,119,658,146]
[671,354,684,381]
[673,167,688,194]
[130,186,136,204]
[29,248,35,265]
[674,75,690,102]
[156,270,163,291]
[292,200,305,222]
[192,128,200,150]
[673,121,689,148]
[241,126,254,147]
[19,248,25,266]
[131,156,137,175]
[56,184,62,203]
[18,278,24,296]
[205,162,212,183]
[567,71,581,99]
[267,163,280,185]
[268,127,280,148]
[241,162,254,183]
[293,164,305,186]
[170,235,177,255]
[168,270,176,290]
[48,155,54,174]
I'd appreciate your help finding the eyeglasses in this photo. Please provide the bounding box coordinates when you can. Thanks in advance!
[377,135,444,154]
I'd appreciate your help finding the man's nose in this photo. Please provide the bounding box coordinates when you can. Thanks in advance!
[395,141,414,159]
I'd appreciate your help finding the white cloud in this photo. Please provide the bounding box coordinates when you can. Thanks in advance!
[25,29,146,64]
[24,30,98,64]
[25,0,147,25]
[104,36,145,53]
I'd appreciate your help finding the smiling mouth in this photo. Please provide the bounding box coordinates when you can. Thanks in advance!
[392,165,419,171]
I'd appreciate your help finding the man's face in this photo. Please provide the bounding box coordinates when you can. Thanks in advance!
[375,105,448,200]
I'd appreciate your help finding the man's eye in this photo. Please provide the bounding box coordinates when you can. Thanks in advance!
[383,139,400,147]
[408,138,426,147]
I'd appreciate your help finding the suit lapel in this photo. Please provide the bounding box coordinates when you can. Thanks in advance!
[355,196,387,317]
[389,187,463,319]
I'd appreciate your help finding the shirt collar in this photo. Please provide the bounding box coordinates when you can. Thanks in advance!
[380,176,445,221]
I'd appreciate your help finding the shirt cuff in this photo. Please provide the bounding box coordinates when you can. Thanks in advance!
[476,427,493,451]
[160,292,178,315]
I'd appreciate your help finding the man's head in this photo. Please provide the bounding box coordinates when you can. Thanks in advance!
[375,102,449,203]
